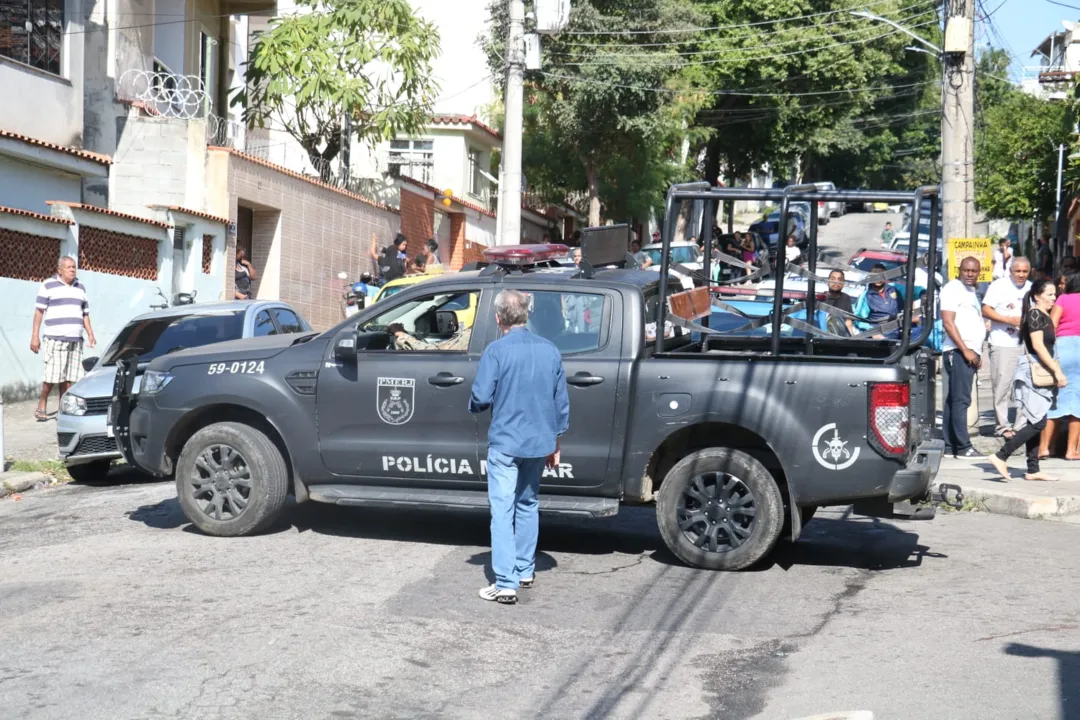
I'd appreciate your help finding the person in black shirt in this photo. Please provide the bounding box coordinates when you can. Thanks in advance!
[381,235,408,281]
[820,269,855,334]
[988,278,1067,481]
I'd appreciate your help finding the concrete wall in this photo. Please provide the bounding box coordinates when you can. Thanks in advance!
[466,211,496,248]
[0,157,83,214]
[0,0,86,147]
[213,150,401,331]
[109,114,208,218]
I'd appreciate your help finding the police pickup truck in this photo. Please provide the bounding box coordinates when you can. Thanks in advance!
[111,184,946,571]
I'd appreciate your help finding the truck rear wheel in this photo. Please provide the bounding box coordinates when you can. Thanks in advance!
[656,448,784,571]
[175,422,289,537]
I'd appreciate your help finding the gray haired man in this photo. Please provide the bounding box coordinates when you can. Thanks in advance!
[469,290,570,604]
[30,256,96,421]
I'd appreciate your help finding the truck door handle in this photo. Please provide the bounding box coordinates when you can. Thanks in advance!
[567,372,604,387]
[428,373,465,387]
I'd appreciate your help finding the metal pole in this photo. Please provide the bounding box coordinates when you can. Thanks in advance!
[1055,143,1065,228]
[942,0,976,247]
[497,0,525,246]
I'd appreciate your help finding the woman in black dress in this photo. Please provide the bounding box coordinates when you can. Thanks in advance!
[988,278,1068,481]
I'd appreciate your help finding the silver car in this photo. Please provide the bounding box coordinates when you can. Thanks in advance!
[57,301,311,482]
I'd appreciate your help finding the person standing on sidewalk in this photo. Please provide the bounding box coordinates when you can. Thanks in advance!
[987,278,1066,481]
[940,257,987,459]
[982,257,1031,439]
[1042,272,1080,459]
[29,256,96,421]
[469,290,570,605]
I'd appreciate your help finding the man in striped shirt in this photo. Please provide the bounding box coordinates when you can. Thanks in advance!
[30,256,96,421]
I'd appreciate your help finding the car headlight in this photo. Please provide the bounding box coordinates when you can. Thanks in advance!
[61,393,86,416]
[141,370,174,395]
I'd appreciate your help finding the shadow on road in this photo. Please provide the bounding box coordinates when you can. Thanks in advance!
[124,497,942,573]
[1005,643,1080,720]
[74,464,165,488]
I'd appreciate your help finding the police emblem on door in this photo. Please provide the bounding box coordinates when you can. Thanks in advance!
[377,377,415,425]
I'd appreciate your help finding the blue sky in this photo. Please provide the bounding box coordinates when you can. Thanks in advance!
[990,0,1074,76]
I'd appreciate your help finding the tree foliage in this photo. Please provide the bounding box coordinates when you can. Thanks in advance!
[236,0,440,176]
[486,0,707,225]
[975,90,1071,220]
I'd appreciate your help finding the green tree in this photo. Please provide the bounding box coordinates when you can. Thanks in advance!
[235,0,440,178]
[975,91,1071,220]
[487,0,707,225]
[690,0,938,185]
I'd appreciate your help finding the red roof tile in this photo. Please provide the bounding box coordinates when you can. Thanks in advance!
[0,130,112,165]
[153,205,231,226]
[430,114,502,142]
[401,176,496,218]
[209,147,399,214]
[0,205,74,225]
[46,201,170,229]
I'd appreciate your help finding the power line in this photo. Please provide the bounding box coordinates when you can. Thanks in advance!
[559,0,907,36]
[552,20,938,69]
[552,0,937,49]
[548,8,938,60]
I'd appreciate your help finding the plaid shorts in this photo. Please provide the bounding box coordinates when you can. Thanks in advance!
[42,337,84,385]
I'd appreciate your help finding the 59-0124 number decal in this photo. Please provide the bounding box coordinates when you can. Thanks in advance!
[207,361,265,375]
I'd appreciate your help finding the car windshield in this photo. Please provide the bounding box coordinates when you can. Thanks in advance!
[645,246,699,264]
[99,311,246,366]
[380,284,410,300]
[850,257,905,273]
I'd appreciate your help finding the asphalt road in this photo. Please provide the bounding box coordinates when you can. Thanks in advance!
[2,478,1079,720]
[4,213,1075,720]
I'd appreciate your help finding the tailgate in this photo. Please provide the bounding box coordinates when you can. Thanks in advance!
[903,348,936,448]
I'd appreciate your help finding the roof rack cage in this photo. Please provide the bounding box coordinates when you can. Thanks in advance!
[654,184,941,365]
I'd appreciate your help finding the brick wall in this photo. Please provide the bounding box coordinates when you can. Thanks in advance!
[0,230,60,281]
[226,153,400,331]
[399,188,434,261]
[78,227,159,280]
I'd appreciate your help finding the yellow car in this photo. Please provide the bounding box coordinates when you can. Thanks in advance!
[373,273,477,329]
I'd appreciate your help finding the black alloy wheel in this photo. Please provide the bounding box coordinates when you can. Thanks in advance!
[188,444,253,522]
[676,471,757,553]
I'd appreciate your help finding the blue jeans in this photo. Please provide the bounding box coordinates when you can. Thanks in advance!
[943,349,977,454]
[487,449,544,590]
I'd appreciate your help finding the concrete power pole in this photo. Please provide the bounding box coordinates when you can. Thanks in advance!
[941,0,976,244]
[497,0,526,246]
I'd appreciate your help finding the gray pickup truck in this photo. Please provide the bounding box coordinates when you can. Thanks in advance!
[111,184,946,571]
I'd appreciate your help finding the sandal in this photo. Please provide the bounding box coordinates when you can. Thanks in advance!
[34,408,49,422]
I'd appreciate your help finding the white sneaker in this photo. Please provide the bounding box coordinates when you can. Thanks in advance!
[478,584,518,604]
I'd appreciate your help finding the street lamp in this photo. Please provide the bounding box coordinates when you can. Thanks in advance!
[904,45,940,58]
[850,10,943,54]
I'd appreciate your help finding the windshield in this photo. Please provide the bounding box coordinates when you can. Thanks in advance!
[100,311,246,366]
[645,246,699,265]
[379,284,409,300]
[850,257,905,273]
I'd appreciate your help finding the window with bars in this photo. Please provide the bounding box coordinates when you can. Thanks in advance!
[467,147,483,197]
[387,139,434,184]
[0,0,63,76]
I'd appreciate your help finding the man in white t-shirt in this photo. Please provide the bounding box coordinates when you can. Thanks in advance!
[981,257,1031,438]
[940,257,987,459]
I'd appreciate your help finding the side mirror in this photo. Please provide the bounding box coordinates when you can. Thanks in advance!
[334,336,357,363]
[435,310,458,335]
[82,356,99,372]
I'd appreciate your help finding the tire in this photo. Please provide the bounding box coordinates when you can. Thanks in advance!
[66,460,112,483]
[656,448,785,571]
[175,421,289,537]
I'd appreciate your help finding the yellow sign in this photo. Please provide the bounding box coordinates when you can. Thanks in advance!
[946,238,993,283]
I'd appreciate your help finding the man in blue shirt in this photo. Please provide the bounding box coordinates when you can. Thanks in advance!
[469,289,570,604]
[854,262,903,340]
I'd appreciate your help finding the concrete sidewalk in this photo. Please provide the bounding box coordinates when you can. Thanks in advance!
[1,398,58,466]
[933,457,1080,519]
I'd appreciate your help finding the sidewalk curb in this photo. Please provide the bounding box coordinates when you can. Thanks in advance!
[0,471,49,498]
[932,481,1080,519]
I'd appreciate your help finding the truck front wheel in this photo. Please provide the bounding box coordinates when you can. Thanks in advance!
[656,448,784,571]
[175,422,289,537]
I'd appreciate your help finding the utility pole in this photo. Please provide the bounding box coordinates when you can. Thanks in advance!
[941,0,976,244]
[497,0,525,246]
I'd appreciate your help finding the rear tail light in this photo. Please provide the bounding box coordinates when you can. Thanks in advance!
[868,382,910,456]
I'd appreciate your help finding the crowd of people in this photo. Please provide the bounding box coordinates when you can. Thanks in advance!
[934,245,1080,480]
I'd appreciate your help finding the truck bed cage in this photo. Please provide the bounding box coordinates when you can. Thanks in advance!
[655,183,940,364]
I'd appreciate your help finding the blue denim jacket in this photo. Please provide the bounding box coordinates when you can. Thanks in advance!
[469,327,570,458]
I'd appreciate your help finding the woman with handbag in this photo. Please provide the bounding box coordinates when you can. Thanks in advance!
[988,278,1067,481]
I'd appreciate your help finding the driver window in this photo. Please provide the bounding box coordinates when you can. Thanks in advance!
[358,289,480,352]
